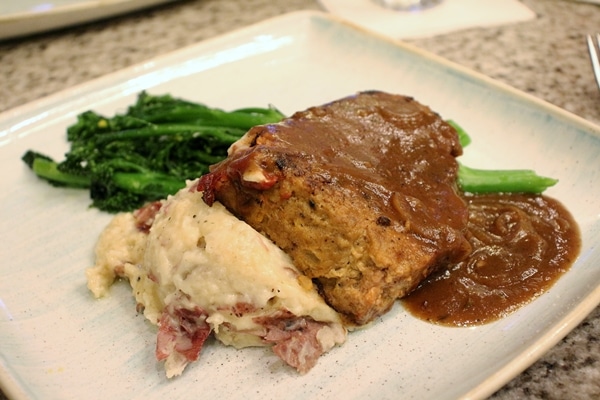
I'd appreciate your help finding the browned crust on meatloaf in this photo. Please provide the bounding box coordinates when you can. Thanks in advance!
[199,91,471,326]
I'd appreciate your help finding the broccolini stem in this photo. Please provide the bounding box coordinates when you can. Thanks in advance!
[111,172,186,196]
[233,107,283,115]
[140,106,285,128]
[29,157,90,188]
[458,163,558,194]
[95,124,245,144]
[446,120,471,148]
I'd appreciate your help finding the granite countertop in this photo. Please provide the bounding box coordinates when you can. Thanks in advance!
[1,0,599,398]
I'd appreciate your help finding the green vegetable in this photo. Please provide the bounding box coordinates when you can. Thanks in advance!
[22,91,285,213]
[447,120,558,194]
[22,152,90,188]
[458,164,558,194]
[447,119,471,148]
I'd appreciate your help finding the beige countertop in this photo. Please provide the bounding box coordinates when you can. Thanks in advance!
[1,0,599,398]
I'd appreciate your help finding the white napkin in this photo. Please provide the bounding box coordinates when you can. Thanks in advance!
[317,0,536,39]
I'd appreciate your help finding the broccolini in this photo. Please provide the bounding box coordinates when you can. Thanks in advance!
[22,91,285,212]
[448,120,557,194]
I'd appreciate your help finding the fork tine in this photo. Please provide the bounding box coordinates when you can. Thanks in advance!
[587,34,600,91]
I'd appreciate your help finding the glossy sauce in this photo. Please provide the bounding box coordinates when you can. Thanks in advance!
[402,193,581,326]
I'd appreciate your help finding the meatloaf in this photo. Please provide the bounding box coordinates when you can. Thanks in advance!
[199,91,471,325]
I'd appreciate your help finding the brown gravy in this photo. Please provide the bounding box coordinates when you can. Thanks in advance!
[402,193,581,327]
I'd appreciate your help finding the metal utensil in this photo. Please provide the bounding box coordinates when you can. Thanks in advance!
[587,33,600,91]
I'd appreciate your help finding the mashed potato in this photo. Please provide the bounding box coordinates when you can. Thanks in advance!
[86,179,346,377]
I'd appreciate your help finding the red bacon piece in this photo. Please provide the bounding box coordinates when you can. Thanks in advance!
[133,201,163,233]
[156,302,211,364]
[256,312,327,374]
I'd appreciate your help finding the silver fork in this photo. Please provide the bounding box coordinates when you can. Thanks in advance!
[587,34,600,91]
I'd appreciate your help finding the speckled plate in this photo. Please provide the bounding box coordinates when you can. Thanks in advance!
[1,10,599,400]
[0,0,178,40]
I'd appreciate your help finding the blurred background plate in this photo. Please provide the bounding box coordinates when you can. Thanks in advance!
[0,0,178,40]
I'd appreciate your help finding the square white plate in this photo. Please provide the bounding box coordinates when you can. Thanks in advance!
[1,11,599,400]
